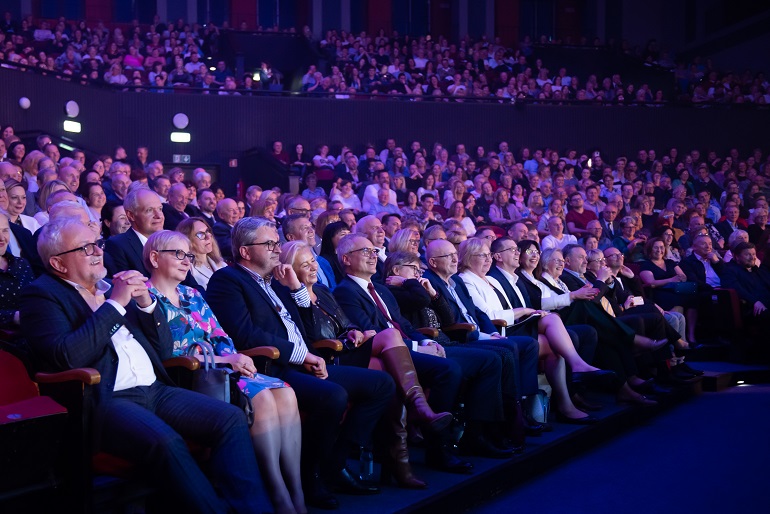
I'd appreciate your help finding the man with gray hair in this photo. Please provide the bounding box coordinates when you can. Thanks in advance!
[354,215,387,282]
[104,188,164,276]
[22,218,269,512]
[206,216,394,507]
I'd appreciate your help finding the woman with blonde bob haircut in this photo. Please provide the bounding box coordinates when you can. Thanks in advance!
[144,230,306,514]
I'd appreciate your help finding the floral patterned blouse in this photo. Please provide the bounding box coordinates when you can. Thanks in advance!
[150,284,237,357]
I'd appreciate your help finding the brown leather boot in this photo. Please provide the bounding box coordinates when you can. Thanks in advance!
[381,404,428,489]
[379,346,453,432]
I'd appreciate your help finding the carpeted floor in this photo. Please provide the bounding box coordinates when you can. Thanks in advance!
[470,385,770,513]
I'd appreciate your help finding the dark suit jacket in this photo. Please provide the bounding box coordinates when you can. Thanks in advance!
[488,266,531,308]
[599,218,618,241]
[423,269,497,336]
[333,277,424,343]
[14,222,44,276]
[162,203,191,231]
[104,229,147,277]
[19,273,173,447]
[721,261,770,306]
[213,222,234,261]
[714,220,737,242]
[204,264,315,373]
[679,253,724,292]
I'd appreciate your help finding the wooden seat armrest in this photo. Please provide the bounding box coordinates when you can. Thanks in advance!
[35,368,101,385]
[443,323,475,332]
[312,339,344,352]
[240,346,281,360]
[163,356,201,371]
[417,327,439,339]
[491,319,508,327]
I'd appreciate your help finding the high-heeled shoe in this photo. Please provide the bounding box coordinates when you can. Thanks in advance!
[380,346,453,431]
[380,404,427,489]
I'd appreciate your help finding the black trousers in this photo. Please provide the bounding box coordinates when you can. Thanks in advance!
[279,365,394,474]
[103,382,269,514]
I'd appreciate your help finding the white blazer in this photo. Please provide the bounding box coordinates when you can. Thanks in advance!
[458,271,517,325]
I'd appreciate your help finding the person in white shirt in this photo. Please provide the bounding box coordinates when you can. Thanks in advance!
[362,170,397,213]
[541,217,577,252]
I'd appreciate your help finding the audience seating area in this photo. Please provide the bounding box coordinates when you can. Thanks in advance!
[2,12,770,514]
[1,14,767,103]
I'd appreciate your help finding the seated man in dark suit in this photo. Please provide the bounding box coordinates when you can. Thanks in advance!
[104,188,164,277]
[721,242,770,329]
[205,217,394,509]
[161,183,195,230]
[714,203,745,242]
[334,235,510,464]
[212,198,239,262]
[21,218,268,513]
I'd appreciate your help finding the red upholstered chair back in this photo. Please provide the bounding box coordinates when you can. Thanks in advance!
[0,350,39,405]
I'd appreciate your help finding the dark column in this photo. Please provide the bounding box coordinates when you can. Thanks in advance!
[230,0,258,29]
[555,0,582,44]
[495,0,520,47]
[431,0,451,37]
[84,0,112,22]
[367,0,391,34]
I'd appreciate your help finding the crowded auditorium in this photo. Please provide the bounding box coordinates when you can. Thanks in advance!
[1,1,769,513]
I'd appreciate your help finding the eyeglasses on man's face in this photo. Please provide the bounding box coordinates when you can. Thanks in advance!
[54,238,106,257]
[347,247,380,257]
[495,246,520,256]
[244,240,281,252]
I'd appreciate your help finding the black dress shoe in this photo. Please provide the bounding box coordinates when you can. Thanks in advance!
[304,473,339,510]
[330,468,380,495]
[679,362,705,376]
[572,369,618,387]
[555,412,600,425]
[459,434,514,459]
[425,444,474,474]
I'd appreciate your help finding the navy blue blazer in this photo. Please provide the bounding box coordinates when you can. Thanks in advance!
[679,253,724,292]
[333,276,424,343]
[721,261,770,307]
[204,264,316,372]
[213,222,234,261]
[105,228,147,277]
[488,265,531,308]
[20,273,174,447]
[422,269,497,336]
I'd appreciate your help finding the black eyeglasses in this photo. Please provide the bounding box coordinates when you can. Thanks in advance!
[244,240,281,252]
[194,229,212,240]
[159,249,196,263]
[495,246,520,256]
[401,264,423,276]
[54,239,105,257]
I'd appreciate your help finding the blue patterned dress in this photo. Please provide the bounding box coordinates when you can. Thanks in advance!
[151,284,288,397]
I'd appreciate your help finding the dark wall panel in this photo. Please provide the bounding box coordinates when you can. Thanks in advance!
[1,68,769,197]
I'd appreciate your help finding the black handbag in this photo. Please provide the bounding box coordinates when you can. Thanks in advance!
[186,341,254,426]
